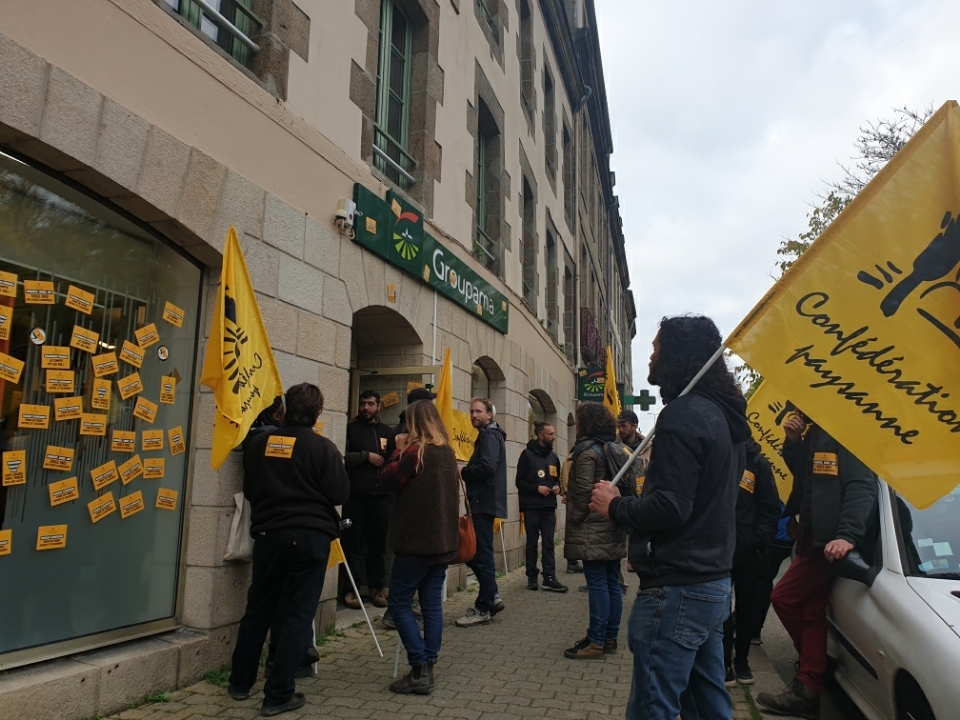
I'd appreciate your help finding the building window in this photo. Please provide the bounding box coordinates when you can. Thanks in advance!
[375,0,416,188]
[474,101,503,276]
[521,178,537,312]
[519,0,535,123]
[0,152,202,661]
[562,123,575,225]
[476,0,498,32]
[545,232,558,340]
[543,68,557,185]
[161,0,259,66]
[528,393,547,440]
[563,253,575,361]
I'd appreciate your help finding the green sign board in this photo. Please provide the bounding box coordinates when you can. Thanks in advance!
[353,183,509,333]
[577,365,606,402]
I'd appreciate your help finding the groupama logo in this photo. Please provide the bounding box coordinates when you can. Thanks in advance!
[394,211,421,260]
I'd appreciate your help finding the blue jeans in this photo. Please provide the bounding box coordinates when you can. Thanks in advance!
[626,578,733,720]
[467,513,498,613]
[582,559,622,645]
[387,554,448,667]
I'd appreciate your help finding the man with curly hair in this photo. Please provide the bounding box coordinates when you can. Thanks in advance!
[590,316,750,720]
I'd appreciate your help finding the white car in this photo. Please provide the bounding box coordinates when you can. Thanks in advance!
[828,480,960,720]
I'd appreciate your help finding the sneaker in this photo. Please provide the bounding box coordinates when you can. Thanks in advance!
[603,639,618,654]
[735,660,754,685]
[454,606,492,627]
[527,578,539,590]
[542,576,569,593]
[344,591,362,610]
[491,594,505,616]
[261,692,306,716]
[388,663,434,695]
[756,682,820,719]
[566,560,583,573]
[371,588,388,608]
[563,637,604,660]
[724,666,736,688]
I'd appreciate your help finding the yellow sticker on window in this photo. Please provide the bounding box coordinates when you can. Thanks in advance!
[111,430,136,453]
[119,490,145,519]
[169,426,186,455]
[144,457,165,480]
[118,455,143,485]
[739,469,756,494]
[70,325,99,353]
[92,351,119,377]
[2,450,26,486]
[24,280,55,304]
[91,377,111,411]
[54,396,83,422]
[134,323,160,348]
[19,403,50,429]
[88,492,116,523]
[0,351,24,384]
[119,340,144,368]
[79,413,107,436]
[159,376,176,404]
[0,304,12,341]
[43,445,75,472]
[162,301,185,328]
[0,270,17,297]
[265,435,296,458]
[813,452,839,476]
[0,529,10,556]
[142,430,164,452]
[133,396,158,424]
[45,369,76,394]
[65,285,95,314]
[117,372,143,400]
[381,391,399,407]
[91,460,119,491]
[156,487,178,510]
[41,345,71,369]
[49,477,80,506]
[36,525,67,550]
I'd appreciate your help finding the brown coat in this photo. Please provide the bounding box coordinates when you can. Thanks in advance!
[563,441,626,562]
[387,444,460,556]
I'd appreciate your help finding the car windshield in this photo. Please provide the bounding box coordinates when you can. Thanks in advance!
[894,483,960,578]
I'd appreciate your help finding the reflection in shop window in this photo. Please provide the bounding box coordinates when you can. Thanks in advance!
[528,393,547,441]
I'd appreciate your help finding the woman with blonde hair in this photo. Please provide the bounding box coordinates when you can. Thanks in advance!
[379,399,460,694]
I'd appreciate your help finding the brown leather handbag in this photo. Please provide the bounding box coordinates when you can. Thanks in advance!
[453,471,476,564]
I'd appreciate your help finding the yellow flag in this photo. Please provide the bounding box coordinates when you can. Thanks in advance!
[745,381,798,502]
[727,101,960,508]
[200,227,284,469]
[327,538,347,569]
[435,347,475,461]
[603,346,622,417]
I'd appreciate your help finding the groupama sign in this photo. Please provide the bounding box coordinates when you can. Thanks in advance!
[353,184,509,333]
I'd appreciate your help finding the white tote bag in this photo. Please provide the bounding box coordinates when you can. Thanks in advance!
[223,492,253,562]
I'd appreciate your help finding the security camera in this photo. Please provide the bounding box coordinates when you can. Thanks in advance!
[335,199,356,228]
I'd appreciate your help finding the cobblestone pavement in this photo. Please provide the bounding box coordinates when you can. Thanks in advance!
[108,569,762,719]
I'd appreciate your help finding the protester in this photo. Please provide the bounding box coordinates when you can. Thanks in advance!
[590,315,750,720]
[754,502,795,644]
[722,439,780,686]
[516,421,567,592]
[756,412,877,719]
[563,402,627,659]
[617,410,651,495]
[455,397,507,627]
[228,383,350,717]
[342,390,395,610]
[379,400,459,695]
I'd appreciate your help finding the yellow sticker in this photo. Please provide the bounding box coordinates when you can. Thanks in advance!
[120,340,144,368]
[169,426,186,455]
[0,304,12,341]
[88,492,116,523]
[45,369,76,394]
[0,529,10,556]
[142,429,164,452]
[387,284,397,303]
[41,345,71,369]
[29,327,45,345]
[382,391,399,407]
[91,460,119,490]
[0,351,24,384]
[117,372,143,400]
[144,457,166,479]
[24,280,55,304]
[65,285,95,314]
[49,477,80,506]
[162,301,185,328]
[391,199,402,217]
[111,430,137,453]
[135,323,160,348]
[19,403,50,429]
[119,490,144,519]
[406,381,424,393]
[36,524,67,550]
[380,436,388,451]
[91,377,111,411]
[549,465,558,477]
[156,487,178,510]
[54,396,83,422]
[813,452,839,476]
[312,420,323,436]
[70,325,99,353]
[92,351,119,377]
[79,413,107,436]
[0,270,17,297]
[133,396,158,424]
[422,265,430,282]
[366,216,377,233]
[2,450,26,486]
[159,376,176,404]
[740,469,756,494]
[118,455,143,485]
[43,445,75,472]
[265,435,296,458]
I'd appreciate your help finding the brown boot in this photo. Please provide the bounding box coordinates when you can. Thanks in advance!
[344,591,362,609]
[564,637,604,659]
[388,664,434,695]
[371,588,387,608]
[756,679,821,719]
[603,639,618,654]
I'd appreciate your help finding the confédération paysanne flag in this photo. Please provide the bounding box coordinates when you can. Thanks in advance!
[745,381,797,503]
[435,346,475,461]
[603,346,622,418]
[727,101,960,509]
[200,227,284,469]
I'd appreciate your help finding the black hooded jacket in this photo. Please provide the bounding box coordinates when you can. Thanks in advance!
[734,440,781,564]
[462,420,507,517]
[515,439,561,510]
[609,389,750,588]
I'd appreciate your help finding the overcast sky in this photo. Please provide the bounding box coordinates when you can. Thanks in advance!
[596,0,960,430]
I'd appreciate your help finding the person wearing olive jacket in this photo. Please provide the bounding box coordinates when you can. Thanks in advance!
[563,402,628,660]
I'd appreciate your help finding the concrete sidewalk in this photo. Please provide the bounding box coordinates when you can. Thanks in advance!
[106,568,782,719]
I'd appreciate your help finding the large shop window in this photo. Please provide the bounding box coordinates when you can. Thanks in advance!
[0,153,202,663]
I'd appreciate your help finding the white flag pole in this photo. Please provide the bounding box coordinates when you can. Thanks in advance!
[341,561,383,657]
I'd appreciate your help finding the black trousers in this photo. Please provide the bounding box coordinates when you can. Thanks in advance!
[229,529,331,705]
[342,494,390,592]
[723,555,763,665]
[756,543,794,633]
[523,507,557,579]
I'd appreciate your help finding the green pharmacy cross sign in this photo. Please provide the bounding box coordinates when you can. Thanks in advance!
[623,389,658,411]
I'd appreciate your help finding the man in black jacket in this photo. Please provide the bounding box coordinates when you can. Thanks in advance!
[455,397,508,627]
[343,390,395,609]
[722,439,780,686]
[228,383,350,717]
[756,412,876,719]
[590,316,750,720]
[516,422,567,592]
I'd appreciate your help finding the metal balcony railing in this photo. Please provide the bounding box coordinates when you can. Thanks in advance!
[374,125,418,188]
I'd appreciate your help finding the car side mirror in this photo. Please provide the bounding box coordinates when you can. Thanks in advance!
[829,550,876,587]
